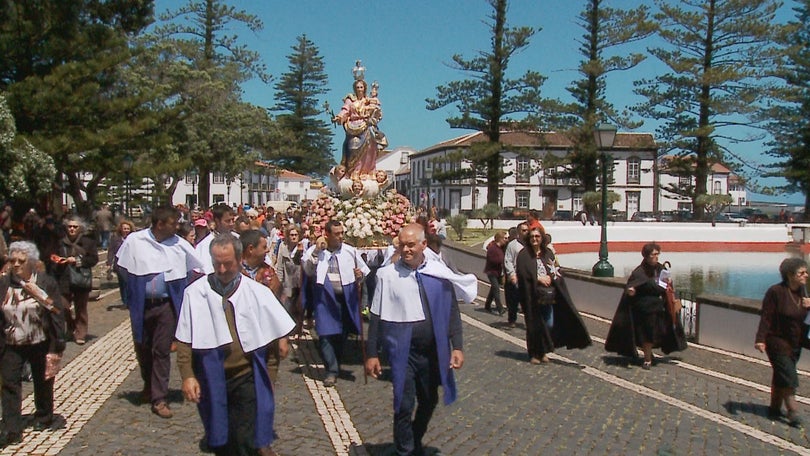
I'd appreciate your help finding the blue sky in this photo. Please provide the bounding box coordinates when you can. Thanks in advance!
[152,0,804,204]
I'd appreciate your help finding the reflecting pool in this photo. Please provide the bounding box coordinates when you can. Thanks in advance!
[558,250,809,300]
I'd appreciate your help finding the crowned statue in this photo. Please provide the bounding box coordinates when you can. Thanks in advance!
[328,60,390,199]
[308,60,412,247]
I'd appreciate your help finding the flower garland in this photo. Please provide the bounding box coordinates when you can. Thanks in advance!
[306,189,413,247]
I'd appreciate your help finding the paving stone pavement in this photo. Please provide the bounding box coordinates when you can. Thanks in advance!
[6,270,810,455]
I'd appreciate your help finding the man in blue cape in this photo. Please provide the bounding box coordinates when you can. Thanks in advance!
[302,220,369,387]
[366,223,477,456]
[117,206,203,419]
[176,234,294,456]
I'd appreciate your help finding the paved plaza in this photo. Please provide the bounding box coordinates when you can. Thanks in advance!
[3,271,810,455]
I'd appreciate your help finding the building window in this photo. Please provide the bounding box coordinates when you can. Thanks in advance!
[212,194,225,204]
[713,181,722,194]
[626,191,640,216]
[516,157,530,183]
[627,157,640,184]
[678,175,691,187]
[212,172,224,184]
[573,192,583,212]
[516,190,530,209]
[185,173,195,184]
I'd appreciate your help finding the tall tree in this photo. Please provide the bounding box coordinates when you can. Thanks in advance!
[559,0,654,192]
[271,34,334,176]
[762,0,810,220]
[633,0,781,219]
[154,0,269,207]
[0,92,55,201]
[426,0,562,205]
[0,0,157,216]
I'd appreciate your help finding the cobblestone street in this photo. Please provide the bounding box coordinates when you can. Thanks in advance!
[2,275,810,455]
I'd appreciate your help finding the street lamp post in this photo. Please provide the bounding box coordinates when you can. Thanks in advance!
[122,154,134,219]
[592,123,617,278]
[190,168,198,208]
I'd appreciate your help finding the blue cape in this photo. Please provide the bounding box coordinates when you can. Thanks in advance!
[381,273,457,412]
[193,345,276,448]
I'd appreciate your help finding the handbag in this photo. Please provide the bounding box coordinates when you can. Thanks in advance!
[538,285,556,306]
[68,265,93,290]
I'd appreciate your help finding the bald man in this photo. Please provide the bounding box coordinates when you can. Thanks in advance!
[366,224,477,456]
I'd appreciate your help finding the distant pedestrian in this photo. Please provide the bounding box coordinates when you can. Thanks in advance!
[365,223,476,456]
[504,223,529,328]
[276,225,305,333]
[516,226,591,364]
[604,243,687,369]
[483,231,506,315]
[176,234,294,455]
[94,204,114,250]
[527,209,544,232]
[755,258,810,428]
[106,219,135,308]
[50,216,97,345]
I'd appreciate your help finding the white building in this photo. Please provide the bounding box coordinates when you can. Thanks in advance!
[173,161,316,208]
[406,131,659,218]
[657,158,747,213]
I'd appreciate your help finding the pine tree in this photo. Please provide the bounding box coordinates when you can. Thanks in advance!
[271,35,334,176]
[426,0,563,205]
[561,0,654,192]
[155,0,270,207]
[633,0,781,219]
[762,0,810,220]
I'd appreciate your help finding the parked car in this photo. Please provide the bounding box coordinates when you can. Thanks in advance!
[552,210,574,221]
[630,211,658,222]
[500,206,529,220]
[658,210,694,222]
[722,212,748,223]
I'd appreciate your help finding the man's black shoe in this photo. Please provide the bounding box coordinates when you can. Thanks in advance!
[0,431,22,447]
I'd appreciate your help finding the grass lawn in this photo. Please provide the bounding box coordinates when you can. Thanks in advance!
[446,227,505,248]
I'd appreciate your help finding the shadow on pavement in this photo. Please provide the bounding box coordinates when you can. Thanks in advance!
[723,401,774,420]
[357,442,444,456]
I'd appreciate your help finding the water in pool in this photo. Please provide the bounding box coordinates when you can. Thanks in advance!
[557,250,809,300]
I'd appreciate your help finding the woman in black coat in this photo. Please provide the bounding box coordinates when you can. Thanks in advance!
[50,216,97,345]
[516,226,592,364]
[604,243,687,369]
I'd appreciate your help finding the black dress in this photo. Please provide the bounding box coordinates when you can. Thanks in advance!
[515,247,592,359]
[604,262,687,358]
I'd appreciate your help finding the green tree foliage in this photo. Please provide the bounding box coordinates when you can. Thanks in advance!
[0,0,157,215]
[695,193,733,225]
[446,214,469,241]
[426,0,563,205]
[471,203,501,230]
[154,0,270,207]
[633,0,781,219]
[560,0,654,191]
[762,1,810,221]
[0,93,55,200]
[271,35,334,176]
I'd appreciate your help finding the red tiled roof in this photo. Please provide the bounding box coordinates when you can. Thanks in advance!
[417,130,656,155]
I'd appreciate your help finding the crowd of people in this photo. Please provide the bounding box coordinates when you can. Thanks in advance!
[0,198,807,453]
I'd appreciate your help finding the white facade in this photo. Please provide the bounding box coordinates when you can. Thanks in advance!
[657,160,747,213]
[405,131,659,219]
[173,163,314,208]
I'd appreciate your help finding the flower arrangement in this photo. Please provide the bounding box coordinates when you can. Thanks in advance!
[306,189,413,247]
